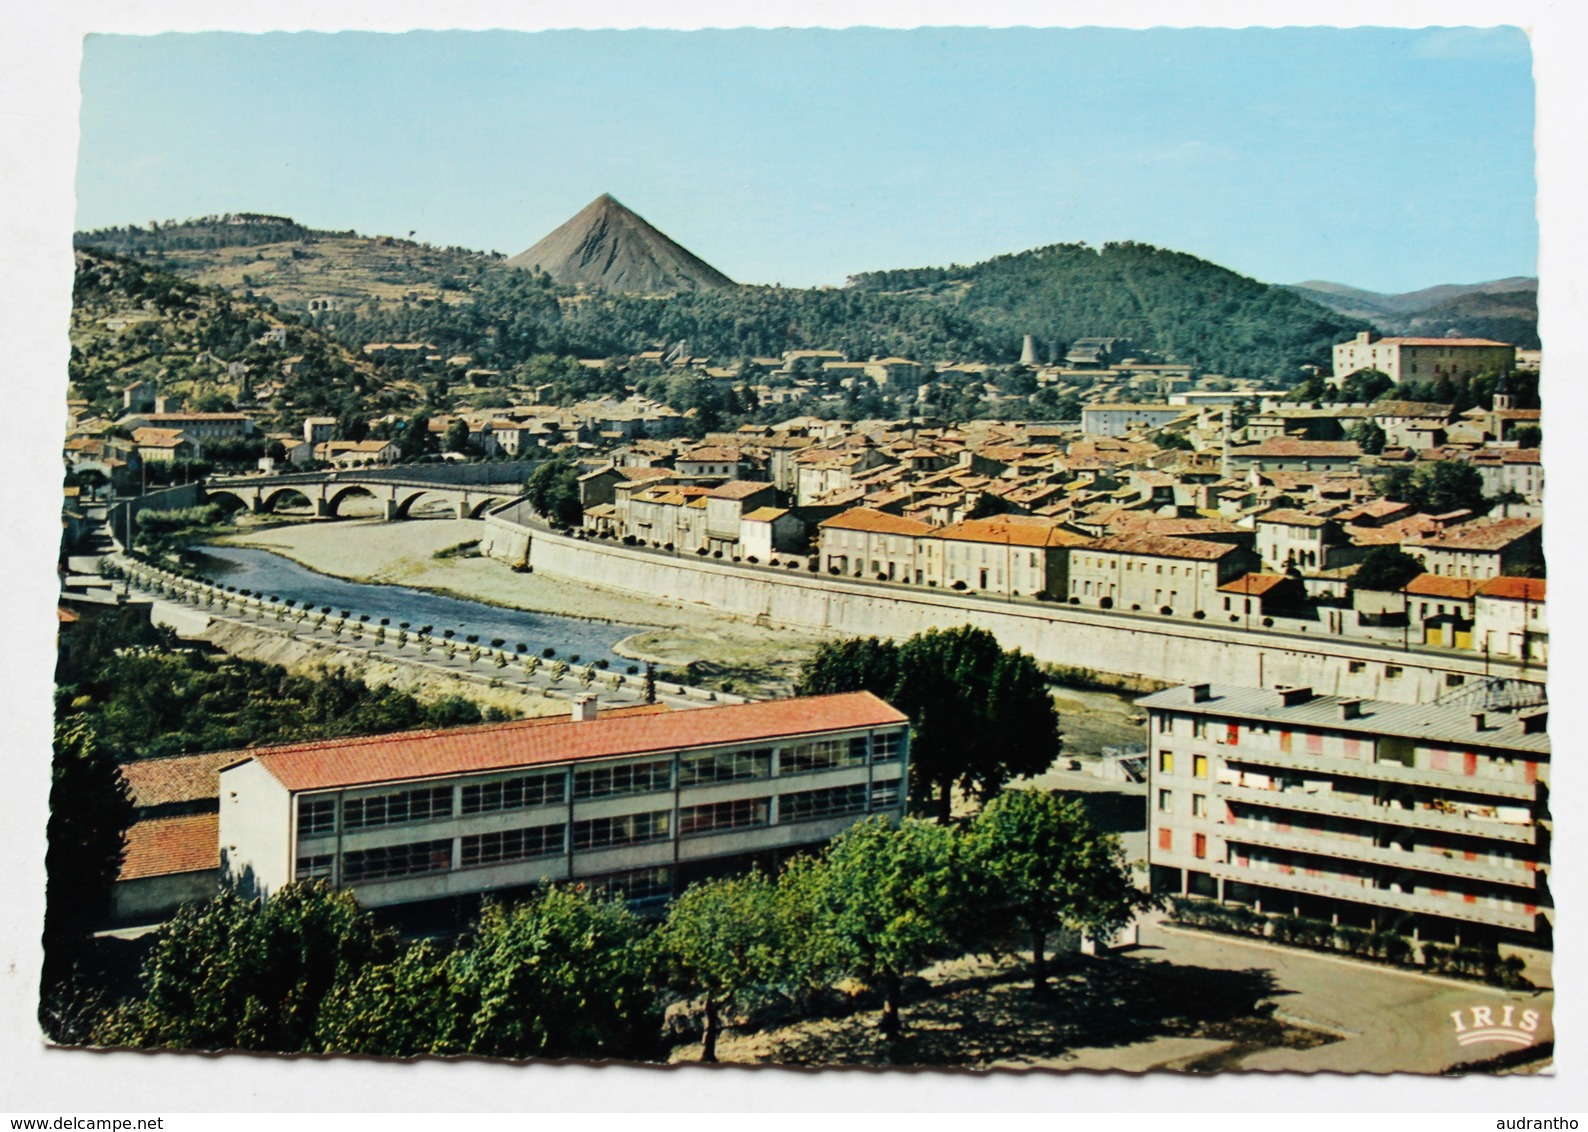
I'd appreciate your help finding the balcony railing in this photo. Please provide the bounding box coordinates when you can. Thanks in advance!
[1222,746,1540,802]
[1202,860,1540,931]
[1222,785,1537,844]
[1222,822,1544,889]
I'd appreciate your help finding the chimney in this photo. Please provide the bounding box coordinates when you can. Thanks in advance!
[572,694,599,723]
[1189,683,1213,703]
[1277,685,1314,707]
[1472,711,1488,732]
[1339,698,1364,720]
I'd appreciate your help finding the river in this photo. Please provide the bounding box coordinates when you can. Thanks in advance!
[189,545,644,667]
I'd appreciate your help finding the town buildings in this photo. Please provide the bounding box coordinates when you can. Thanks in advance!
[1140,681,1551,947]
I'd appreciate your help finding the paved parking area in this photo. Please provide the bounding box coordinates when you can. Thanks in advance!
[1126,916,1553,1073]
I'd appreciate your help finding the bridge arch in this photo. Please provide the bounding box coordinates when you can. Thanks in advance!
[323,484,379,517]
[464,494,516,519]
[203,488,255,514]
[391,489,452,520]
[260,486,317,513]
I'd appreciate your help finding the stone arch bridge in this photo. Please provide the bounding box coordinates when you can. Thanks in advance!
[205,467,529,521]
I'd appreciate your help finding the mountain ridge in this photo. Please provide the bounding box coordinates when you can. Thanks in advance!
[1286,276,1537,348]
[507,194,733,294]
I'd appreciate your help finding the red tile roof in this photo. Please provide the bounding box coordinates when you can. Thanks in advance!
[1376,337,1514,348]
[1405,518,1541,551]
[1089,533,1243,561]
[120,814,219,880]
[1218,573,1291,596]
[120,750,246,809]
[236,694,906,794]
[705,480,775,500]
[1477,576,1546,602]
[817,507,937,537]
[1404,574,1484,600]
[1256,509,1332,528]
[930,517,1092,549]
[1228,439,1362,459]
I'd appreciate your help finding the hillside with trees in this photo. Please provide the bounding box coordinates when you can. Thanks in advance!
[70,249,407,429]
[847,241,1359,378]
[79,218,1363,381]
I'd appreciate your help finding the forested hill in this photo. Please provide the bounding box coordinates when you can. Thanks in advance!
[846,241,1360,379]
[69,248,399,426]
[76,217,1362,380]
[74,214,323,255]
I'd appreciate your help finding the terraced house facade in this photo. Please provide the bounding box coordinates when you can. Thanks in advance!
[1140,682,1551,948]
[218,693,910,914]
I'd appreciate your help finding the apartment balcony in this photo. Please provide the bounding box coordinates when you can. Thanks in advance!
[1203,860,1540,932]
[1221,745,1540,802]
[1222,785,1537,844]
[1222,822,1544,890]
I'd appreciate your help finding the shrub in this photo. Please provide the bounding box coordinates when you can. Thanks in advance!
[543,647,555,658]
[627,665,639,675]
[1159,606,1173,616]
[951,580,967,591]
[596,659,609,669]
[1193,610,1206,620]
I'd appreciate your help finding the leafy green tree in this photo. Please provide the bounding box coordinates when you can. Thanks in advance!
[39,722,135,1041]
[397,412,433,461]
[1513,423,1541,449]
[1348,420,1387,455]
[809,817,974,1040]
[443,419,471,453]
[448,888,659,1061]
[524,454,583,527]
[967,790,1150,991]
[1374,465,1418,504]
[1352,547,1425,593]
[655,872,780,1062]
[1340,367,1394,403]
[799,627,1061,821]
[315,940,467,1056]
[98,884,396,1052]
[1420,460,1487,514]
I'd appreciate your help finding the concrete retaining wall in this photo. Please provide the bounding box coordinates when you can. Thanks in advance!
[483,514,1545,705]
[107,484,201,547]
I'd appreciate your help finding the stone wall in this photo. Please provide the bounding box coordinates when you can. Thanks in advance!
[483,514,1545,705]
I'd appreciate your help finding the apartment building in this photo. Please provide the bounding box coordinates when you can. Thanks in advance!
[218,693,910,913]
[927,516,1088,598]
[1403,517,1543,580]
[1474,577,1547,664]
[1140,682,1551,946]
[1066,534,1260,617]
[1333,332,1516,383]
[817,508,935,582]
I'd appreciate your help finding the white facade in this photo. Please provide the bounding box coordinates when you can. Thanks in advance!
[219,695,910,911]
[1141,683,1550,941]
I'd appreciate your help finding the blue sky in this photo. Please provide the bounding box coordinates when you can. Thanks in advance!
[76,26,1536,293]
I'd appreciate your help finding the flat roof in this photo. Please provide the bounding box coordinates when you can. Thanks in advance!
[232,693,908,794]
[1136,684,1548,754]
